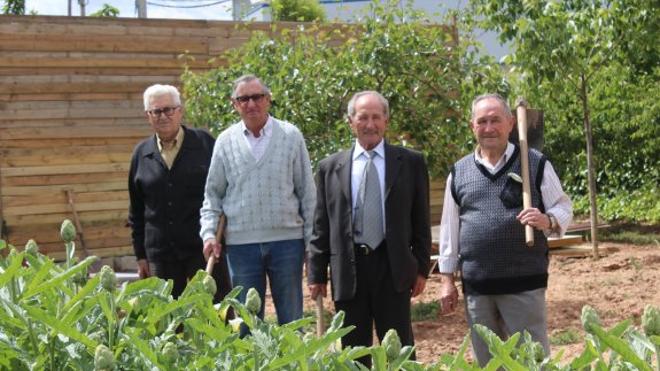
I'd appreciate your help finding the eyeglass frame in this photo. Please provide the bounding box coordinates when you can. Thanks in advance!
[146,106,180,117]
[233,93,268,105]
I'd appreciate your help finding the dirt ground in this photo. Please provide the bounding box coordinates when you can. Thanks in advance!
[282,242,660,365]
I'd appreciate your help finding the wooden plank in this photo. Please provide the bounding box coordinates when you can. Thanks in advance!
[2,200,127,217]
[0,33,210,54]
[1,171,127,187]
[0,137,143,149]
[0,117,146,129]
[0,127,149,140]
[4,210,128,226]
[550,245,619,258]
[0,92,143,103]
[1,163,130,177]
[0,145,135,167]
[0,67,205,77]
[0,56,217,69]
[548,235,584,249]
[8,223,129,244]
[4,190,128,208]
[45,245,134,261]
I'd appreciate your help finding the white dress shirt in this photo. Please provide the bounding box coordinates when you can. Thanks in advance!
[241,116,273,161]
[351,139,386,234]
[438,142,573,273]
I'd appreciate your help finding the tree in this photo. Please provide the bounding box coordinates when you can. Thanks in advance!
[182,1,467,178]
[470,0,659,257]
[89,3,120,17]
[3,0,24,15]
[271,0,326,22]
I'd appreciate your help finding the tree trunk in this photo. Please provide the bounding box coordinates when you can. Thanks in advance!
[580,73,599,259]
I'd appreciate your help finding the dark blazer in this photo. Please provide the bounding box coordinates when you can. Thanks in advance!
[308,142,432,301]
[128,126,215,262]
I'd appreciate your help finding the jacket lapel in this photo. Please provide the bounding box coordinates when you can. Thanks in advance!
[335,147,353,205]
[384,142,401,201]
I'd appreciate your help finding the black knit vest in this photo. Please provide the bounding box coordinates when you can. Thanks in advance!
[451,145,549,295]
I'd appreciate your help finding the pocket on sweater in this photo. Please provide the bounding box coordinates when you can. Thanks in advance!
[499,176,523,209]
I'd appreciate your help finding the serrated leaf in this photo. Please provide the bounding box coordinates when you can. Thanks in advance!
[22,304,97,350]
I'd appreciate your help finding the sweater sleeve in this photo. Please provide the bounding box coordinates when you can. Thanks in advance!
[127,148,146,260]
[292,131,317,247]
[199,137,227,242]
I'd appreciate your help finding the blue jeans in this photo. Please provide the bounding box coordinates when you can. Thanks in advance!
[226,239,304,324]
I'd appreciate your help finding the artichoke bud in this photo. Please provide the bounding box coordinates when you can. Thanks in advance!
[162,342,178,363]
[94,344,114,371]
[641,305,660,337]
[60,219,77,243]
[25,239,39,256]
[245,288,261,314]
[99,265,117,292]
[330,311,345,331]
[581,305,601,334]
[382,329,402,361]
[202,274,217,296]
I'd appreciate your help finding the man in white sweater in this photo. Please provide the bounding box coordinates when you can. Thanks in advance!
[200,75,316,324]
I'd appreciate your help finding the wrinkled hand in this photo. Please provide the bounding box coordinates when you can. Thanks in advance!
[203,238,222,262]
[439,274,459,315]
[517,208,551,230]
[308,283,327,300]
[411,275,426,297]
[137,259,150,279]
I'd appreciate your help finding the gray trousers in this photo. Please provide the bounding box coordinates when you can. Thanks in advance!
[465,288,549,366]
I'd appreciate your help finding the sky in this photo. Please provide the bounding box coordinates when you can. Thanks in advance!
[25,0,234,19]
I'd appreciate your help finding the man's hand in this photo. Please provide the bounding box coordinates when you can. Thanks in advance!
[137,259,150,279]
[411,275,426,297]
[203,238,222,262]
[517,207,551,230]
[308,283,327,300]
[439,273,459,315]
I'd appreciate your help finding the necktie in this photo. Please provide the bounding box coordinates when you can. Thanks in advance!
[354,151,384,249]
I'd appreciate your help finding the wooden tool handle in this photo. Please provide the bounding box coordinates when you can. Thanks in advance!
[315,294,324,337]
[205,214,226,275]
[516,100,535,247]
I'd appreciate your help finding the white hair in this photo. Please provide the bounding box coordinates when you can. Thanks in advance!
[347,91,389,118]
[143,84,181,111]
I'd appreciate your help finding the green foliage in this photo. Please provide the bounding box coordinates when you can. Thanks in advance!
[89,3,120,17]
[411,300,440,322]
[600,226,660,246]
[469,0,659,223]
[182,1,466,177]
[2,0,24,15]
[0,220,426,370]
[549,328,581,346]
[271,0,326,22]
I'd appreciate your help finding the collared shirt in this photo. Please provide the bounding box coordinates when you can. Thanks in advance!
[157,126,184,169]
[438,142,573,273]
[351,139,386,233]
[241,116,273,161]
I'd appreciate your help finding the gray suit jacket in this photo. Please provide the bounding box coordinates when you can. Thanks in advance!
[307,142,432,301]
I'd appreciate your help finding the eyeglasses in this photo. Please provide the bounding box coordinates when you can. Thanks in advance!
[234,93,267,104]
[147,106,179,117]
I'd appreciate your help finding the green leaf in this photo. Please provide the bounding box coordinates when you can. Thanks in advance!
[590,324,652,371]
[0,251,25,288]
[22,304,97,350]
[22,256,97,299]
[123,329,166,370]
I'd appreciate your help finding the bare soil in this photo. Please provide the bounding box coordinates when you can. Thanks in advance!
[267,242,660,365]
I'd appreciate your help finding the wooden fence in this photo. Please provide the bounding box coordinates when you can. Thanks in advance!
[0,15,445,262]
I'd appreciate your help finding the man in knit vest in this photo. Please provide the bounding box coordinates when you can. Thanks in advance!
[437,94,572,365]
[200,75,316,324]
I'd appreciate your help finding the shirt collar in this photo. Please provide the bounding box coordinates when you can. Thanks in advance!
[353,139,385,161]
[474,142,514,169]
[157,125,183,152]
[242,116,273,138]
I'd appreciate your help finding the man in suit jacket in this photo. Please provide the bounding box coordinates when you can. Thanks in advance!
[307,91,432,365]
[128,84,231,301]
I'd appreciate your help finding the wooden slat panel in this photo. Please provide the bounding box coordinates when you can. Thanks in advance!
[3,200,127,217]
[1,145,134,167]
[4,210,128,226]
[8,222,129,243]
[0,127,149,140]
[0,137,142,149]
[2,163,130,177]
[4,190,128,208]
[0,117,146,129]
[0,56,216,69]
[1,181,126,196]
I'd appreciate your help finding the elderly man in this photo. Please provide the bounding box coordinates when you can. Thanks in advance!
[307,91,431,366]
[201,75,316,324]
[437,93,573,365]
[128,84,231,301]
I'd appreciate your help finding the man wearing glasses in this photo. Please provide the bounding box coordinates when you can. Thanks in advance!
[128,84,231,301]
[201,75,315,325]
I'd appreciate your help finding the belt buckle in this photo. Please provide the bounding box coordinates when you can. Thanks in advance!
[357,244,370,256]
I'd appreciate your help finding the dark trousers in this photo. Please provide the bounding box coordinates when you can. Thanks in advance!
[334,243,415,367]
[149,251,232,303]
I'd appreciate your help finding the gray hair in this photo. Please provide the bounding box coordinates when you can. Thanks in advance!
[470,93,512,120]
[143,84,181,111]
[231,74,271,98]
[347,91,389,118]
